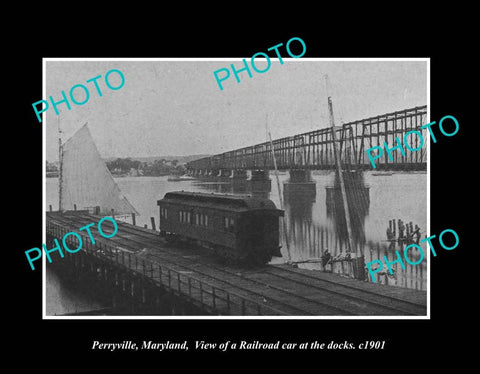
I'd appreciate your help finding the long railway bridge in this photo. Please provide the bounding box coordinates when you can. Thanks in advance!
[46,211,427,316]
[185,106,427,184]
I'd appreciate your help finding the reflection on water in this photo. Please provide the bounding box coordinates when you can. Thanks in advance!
[46,263,106,315]
[325,170,370,251]
[46,171,427,302]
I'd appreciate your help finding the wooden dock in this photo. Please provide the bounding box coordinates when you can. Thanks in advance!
[46,211,427,316]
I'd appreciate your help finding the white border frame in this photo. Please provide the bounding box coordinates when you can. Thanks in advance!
[42,57,430,320]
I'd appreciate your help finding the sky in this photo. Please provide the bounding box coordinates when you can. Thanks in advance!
[45,59,427,161]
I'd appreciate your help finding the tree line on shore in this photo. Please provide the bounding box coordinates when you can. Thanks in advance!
[46,158,186,177]
[106,157,185,176]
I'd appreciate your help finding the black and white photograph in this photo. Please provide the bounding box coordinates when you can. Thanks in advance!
[43,58,428,318]
[11,24,472,365]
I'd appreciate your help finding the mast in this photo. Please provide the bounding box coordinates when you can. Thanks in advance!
[325,77,355,254]
[58,117,63,212]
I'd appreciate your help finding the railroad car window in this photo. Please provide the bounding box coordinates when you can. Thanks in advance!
[195,213,199,225]
[204,214,208,226]
[187,212,191,224]
[160,207,168,218]
[223,217,234,231]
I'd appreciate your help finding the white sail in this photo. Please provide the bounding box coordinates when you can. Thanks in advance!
[60,124,139,216]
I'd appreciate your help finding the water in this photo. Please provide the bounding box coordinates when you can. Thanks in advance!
[45,171,427,314]
[46,263,106,315]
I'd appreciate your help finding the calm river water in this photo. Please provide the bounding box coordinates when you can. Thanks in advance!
[45,171,427,314]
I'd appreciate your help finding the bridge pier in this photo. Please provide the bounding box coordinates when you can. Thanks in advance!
[195,169,206,178]
[206,169,220,179]
[284,169,316,196]
[231,169,248,193]
[218,169,232,182]
[249,170,271,193]
[231,169,248,179]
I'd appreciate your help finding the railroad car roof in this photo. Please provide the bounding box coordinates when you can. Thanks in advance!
[157,191,281,212]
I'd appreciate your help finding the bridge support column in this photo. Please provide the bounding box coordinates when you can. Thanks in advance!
[231,169,248,192]
[218,169,232,182]
[232,169,247,179]
[205,169,220,179]
[284,169,316,196]
[249,170,271,193]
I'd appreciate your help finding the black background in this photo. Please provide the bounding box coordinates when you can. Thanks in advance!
[11,15,473,367]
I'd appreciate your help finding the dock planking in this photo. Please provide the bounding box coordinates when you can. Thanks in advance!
[46,211,427,316]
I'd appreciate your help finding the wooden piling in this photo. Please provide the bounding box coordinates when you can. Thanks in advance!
[150,217,156,231]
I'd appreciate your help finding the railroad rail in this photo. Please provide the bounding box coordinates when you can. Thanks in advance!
[46,211,427,316]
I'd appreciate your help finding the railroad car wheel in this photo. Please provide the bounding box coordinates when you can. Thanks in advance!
[245,252,270,267]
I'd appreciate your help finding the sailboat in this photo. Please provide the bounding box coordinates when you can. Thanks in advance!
[58,123,139,217]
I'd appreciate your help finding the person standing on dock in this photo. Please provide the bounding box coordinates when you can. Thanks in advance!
[322,249,332,271]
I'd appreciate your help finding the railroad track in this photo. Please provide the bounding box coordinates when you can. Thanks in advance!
[48,214,319,315]
[262,267,426,315]
[108,217,424,315]
[47,213,426,316]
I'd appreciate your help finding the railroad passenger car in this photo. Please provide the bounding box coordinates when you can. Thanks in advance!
[157,191,284,265]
